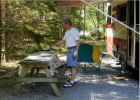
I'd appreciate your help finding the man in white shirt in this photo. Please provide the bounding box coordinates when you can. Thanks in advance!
[56,19,80,87]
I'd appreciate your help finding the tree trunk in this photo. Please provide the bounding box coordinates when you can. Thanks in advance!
[0,0,6,65]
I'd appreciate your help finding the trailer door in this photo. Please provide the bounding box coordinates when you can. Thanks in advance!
[135,0,139,71]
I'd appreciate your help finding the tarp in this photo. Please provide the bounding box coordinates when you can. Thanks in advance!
[78,43,100,63]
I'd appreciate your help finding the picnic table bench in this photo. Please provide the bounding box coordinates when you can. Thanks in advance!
[14,51,66,96]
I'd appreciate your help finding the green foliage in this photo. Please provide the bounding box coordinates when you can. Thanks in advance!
[1,0,106,61]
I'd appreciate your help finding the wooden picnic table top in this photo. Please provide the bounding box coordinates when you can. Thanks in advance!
[19,51,62,68]
[20,51,56,63]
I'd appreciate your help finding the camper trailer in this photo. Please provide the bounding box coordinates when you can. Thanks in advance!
[107,0,139,73]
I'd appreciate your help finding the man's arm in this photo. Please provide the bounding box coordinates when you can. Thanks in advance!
[75,40,80,52]
[73,40,80,58]
[56,40,65,46]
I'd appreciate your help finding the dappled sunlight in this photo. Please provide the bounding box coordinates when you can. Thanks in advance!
[0,55,139,100]
[106,80,117,85]
[90,92,129,100]
[1,61,19,68]
[88,79,138,100]
[81,78,100,84]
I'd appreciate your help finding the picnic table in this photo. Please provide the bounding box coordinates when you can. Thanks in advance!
[14,51,66,96]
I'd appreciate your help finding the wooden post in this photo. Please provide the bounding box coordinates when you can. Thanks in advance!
[50,83,62,97]
[0,0,1,65]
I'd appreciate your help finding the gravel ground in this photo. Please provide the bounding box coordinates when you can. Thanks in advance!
[0,56,139,100]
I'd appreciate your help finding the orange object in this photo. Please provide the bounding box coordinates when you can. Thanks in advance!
[93,46,101,63]
[106,24,114,56]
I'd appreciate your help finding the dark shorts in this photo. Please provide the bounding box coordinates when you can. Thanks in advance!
[67,48,78,67]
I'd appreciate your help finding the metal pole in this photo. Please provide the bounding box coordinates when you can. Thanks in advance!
[84,6,86,38]
[79,6,82,26]
[103,3,105,32]
[97,4,100,38]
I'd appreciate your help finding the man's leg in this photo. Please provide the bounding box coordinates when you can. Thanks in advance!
[64,48,78,87]
[64,67,77,87]
[71,67,77,81]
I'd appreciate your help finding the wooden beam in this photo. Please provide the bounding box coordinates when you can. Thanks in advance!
[22,77,67,83]
[55,1,85,7]
[50,83,62,97]
[14,77,66,96]
[54,0,115,6]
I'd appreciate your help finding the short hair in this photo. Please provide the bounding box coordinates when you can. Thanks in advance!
[63,18,72,26]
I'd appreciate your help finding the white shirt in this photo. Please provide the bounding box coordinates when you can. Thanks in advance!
[63,27,80,48]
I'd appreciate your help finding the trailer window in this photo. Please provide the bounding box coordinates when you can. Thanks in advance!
[107,5,111,24]
[117,6,127,22]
